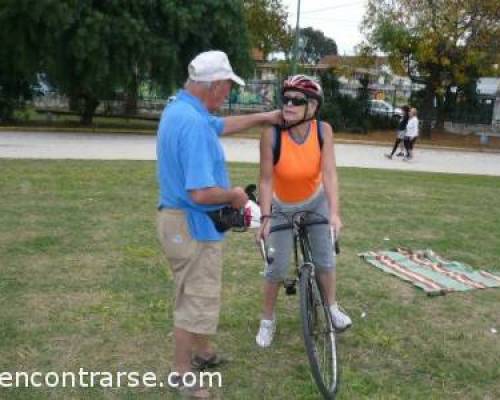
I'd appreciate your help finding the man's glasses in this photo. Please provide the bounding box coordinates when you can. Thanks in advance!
[281,95,308,107]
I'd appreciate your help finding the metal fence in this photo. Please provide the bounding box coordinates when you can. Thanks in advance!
[225,80,278,113]
[31,81,498,132]
[32,81,280,116]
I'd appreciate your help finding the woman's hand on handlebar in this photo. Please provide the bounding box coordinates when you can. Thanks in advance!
[330,213,342,238]
[256,216,271,242]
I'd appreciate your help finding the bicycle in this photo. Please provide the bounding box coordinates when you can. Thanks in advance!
[259,210,341,400]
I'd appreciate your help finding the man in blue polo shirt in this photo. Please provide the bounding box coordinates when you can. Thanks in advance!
[157,50,280,397]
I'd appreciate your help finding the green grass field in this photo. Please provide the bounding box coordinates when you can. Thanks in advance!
[0,160,499,399]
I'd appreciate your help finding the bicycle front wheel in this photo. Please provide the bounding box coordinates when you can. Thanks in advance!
[299,263,339,399]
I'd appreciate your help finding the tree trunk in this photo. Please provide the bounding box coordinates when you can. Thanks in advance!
[420,66,442,139]
[69,94,80,113]
[420,84,434,139]
[0,98,16,122]
[80,95,99,125]
[435,92,446,131]
[124,74,138,115]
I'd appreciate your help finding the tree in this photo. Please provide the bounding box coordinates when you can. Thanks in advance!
[1,0,252,124]
[0,0,70,120]
[363,0,500,137]
[243,0,291,59]
[126,0,252,115]
[319,69,367,132]
[47,1,153,124]
[49,0,251,124]
[299,27,337,64]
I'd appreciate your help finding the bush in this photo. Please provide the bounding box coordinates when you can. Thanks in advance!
[366,114,401,130]
[319,70,369,133]
[321,94,368,133]
[0,79,33,122]
[13,106,36,122]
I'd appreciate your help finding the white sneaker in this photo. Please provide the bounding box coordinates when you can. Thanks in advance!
[256,319,276,348]
[330,304,352,331]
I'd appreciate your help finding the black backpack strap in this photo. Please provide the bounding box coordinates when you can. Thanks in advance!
[317,119,324,150]
[272,125,282,165]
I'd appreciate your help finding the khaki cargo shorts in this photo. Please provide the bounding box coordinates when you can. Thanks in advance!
[157,209,223,335]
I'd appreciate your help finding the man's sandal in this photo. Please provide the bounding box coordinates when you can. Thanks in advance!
[191,353,226,370]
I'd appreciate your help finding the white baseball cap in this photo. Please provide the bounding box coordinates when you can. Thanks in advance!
[188,50,245,86]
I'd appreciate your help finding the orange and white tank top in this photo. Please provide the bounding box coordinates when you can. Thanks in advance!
[273,120,322,203]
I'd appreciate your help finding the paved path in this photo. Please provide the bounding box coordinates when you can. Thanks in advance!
[1,131,500,176]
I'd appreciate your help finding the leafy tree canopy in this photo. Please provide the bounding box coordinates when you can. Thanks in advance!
[1,0,252,123]
[299,27,337,64]
[243,0,291,59]
[363,0,500,135]
[364,0,499,88]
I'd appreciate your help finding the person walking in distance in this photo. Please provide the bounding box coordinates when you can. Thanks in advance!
[403,108,419,160]
[385,105,410,159]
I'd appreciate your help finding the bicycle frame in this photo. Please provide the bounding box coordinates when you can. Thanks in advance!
[260,211,334,290]
[259,210,340,400]
[293,216,316,282]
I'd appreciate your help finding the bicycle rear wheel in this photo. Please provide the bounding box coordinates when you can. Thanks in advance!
[299,263,339,399]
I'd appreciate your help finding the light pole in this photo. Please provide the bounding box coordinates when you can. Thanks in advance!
[291,0,301,75]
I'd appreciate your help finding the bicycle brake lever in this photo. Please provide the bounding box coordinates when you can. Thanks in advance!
[259,239,274,264]
[259,239,268,264]
[330,226,340,255]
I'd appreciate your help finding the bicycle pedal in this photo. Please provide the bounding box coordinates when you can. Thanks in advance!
[285,285,297,295]
[283,278,297,295]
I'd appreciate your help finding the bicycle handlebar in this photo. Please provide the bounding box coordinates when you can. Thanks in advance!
[270,219,328,233]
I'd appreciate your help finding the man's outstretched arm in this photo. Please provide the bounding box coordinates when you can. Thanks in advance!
[222,110,282,135]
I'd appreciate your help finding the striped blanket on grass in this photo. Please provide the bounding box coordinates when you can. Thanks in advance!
[359,248,500,296]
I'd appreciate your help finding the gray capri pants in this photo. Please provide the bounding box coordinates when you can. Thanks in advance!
[265,189,336,282]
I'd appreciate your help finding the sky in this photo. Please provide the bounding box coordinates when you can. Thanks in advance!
[281,0,368,55]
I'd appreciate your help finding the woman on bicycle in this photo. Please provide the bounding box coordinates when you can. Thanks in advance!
[256,74,351,348]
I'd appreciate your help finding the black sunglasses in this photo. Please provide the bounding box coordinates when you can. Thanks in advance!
[281,95,308,106]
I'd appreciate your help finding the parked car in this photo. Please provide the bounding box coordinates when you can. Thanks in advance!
[368,100,403,118]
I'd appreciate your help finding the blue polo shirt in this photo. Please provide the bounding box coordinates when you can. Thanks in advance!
[157,90,229,241]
